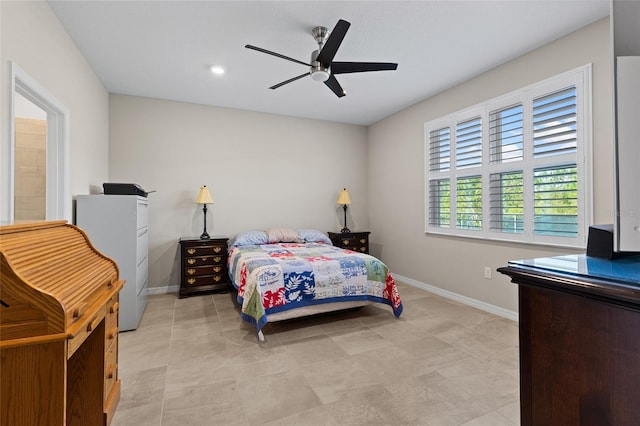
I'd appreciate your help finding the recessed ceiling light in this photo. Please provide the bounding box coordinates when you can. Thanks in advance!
[210,66,225,75]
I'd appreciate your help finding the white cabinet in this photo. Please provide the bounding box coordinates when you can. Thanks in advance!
[76,195,149,331]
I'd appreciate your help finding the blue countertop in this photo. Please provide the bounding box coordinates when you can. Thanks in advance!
[508,254,640,287]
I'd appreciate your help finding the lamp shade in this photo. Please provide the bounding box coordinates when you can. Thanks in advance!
[336,188,352,205]
[195,186,213,204]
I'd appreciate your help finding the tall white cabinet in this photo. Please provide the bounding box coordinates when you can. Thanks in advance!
[76,195,149,331]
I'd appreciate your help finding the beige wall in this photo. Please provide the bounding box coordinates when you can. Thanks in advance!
[109,95,368,289]
[367,18,613,314]
[0,1,109,221]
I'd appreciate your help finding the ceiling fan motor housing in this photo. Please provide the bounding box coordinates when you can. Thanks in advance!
[310,49,330,81]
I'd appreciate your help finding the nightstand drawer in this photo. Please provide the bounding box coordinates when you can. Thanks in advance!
[184,256,224,266]
[184,245,226,257]
[328,231,370,254]
[184,264,226,277]
[184,274,227,286]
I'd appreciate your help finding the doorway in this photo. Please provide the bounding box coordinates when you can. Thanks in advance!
[8,62,70,222]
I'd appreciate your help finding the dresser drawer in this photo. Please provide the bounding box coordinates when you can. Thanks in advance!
[184,256,224,267]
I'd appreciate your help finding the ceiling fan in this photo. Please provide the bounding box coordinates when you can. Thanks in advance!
[245,19,398,98]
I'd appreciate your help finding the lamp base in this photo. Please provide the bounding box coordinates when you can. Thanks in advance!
[340,227,351,233]
[200,232,210,240]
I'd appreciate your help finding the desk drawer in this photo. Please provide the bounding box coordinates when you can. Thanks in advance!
[68,305,106,358]
[104,338,118,397]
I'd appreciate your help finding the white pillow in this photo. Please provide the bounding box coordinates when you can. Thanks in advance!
[266,228,302,243]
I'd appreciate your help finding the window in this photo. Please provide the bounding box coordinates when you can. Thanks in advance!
[425,65,591,248]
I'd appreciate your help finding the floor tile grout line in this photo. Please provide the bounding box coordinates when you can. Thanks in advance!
[157,295,178,426]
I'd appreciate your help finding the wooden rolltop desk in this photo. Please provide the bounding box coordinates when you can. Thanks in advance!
[0,221,124,426]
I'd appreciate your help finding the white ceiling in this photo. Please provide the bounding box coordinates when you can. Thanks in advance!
[48,0,609,126]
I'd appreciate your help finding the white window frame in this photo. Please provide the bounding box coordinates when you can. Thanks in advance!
[424,64,593,249]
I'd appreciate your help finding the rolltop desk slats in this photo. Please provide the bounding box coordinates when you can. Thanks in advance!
[0,221,124,426]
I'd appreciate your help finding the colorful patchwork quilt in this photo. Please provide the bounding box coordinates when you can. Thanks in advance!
[228,242,403,331]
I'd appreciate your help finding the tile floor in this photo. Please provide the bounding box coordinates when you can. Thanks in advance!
[111,282,520,426]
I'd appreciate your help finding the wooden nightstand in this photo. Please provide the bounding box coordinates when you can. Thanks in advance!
[328,231,370,254]
[179,237,229,298]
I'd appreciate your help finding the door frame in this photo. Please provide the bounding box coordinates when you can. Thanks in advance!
[9,62,71,222]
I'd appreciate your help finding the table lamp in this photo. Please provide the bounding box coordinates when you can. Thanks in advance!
[336,188,352,233]
[195,185,213,239]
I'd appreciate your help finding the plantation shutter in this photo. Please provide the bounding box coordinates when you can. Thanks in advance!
[533,165,578,237]
[429,127,451,172]
[533,87,577,157]
[456,176,482,230]
[489,104,523,163]
[456,117,482,169]
[428,179,450,228]
[489,171,524,233]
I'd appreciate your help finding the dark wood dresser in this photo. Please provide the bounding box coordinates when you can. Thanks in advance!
[328,231,370,254]
[1,221,123,425]
[498,254,640,426]
[179,237,229,298]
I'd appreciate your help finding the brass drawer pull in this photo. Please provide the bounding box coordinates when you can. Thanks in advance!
[360,247,366,252]
[360,239,366,243]
[87,316,101,332]
[213,266,221,273]
[187,258,196,265]
[213,256,222,263]
[187,268,196,275]
[213,247,222,253]
[187,248,196,255]
[109,301,119,314]
[214,276,221,282]
[187,278,196,285]
[342,240,349,245]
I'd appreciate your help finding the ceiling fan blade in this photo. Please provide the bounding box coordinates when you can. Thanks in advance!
[245,44,311,67]
[331,62,398,74]
[324,74,346,98]
[269,73,310,90]
[316,19,350,66]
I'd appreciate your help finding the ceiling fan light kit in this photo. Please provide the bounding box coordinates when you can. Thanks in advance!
[246,19,398,98]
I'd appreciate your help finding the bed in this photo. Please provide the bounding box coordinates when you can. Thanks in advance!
[227,228,403,341]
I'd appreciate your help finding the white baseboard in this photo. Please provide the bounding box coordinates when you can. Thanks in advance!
[146,285,179,295]
[393,273,519,322]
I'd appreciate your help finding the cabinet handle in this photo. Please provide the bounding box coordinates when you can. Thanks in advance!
[360,247,366,252]
[360,239,366,244]
[108,327,118,340]
[187,278,196,285]
[342,240,349,245]
[72,303,87,319]
[213,266,221,273]
[187,248,196,255]
[107,365,117,380]
[86,316,101,332]
[213,247,222,253]
[214,276,221,282]
[187,268,196,275]
[213,256,222,263]
[187,259,196,265]
[109,302,119,314]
